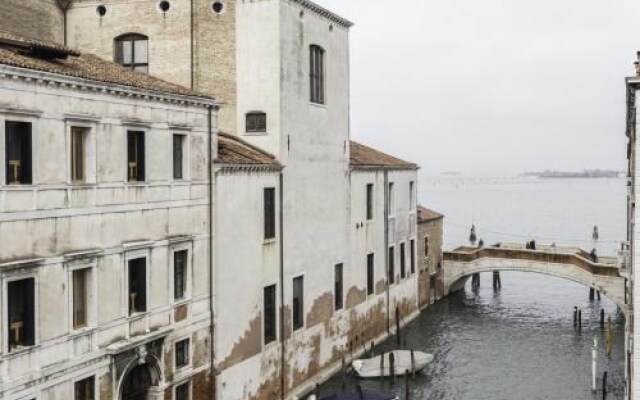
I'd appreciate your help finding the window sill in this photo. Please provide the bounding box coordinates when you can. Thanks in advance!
[6,343,39,356]
[244,131,268,136]
[262,339,279,351]
[128,311,148,320]
[173,297,192,307]
[263,238,277,245]
[70,325,97,337]
[310,102,327,108]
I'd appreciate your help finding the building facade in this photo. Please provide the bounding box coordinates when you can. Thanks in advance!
[0,32,219,400]
[417,206,444,309]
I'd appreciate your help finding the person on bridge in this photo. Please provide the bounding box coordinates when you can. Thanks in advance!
[590,249,598,263]
[530,240,536,250]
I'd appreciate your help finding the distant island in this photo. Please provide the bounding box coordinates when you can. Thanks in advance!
[441,171,462,176]
[522,169,625,179]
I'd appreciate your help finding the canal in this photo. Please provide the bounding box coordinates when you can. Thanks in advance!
[318,272,625,400]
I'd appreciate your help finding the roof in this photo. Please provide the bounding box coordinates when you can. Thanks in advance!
[291,0,353,28]
[0,30,213,101]
[417,205,444,222]
[216,133,281,167]
[350,141,417,170]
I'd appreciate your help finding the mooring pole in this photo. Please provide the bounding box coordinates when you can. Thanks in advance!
[597,291,601,301]
[411,349,416,378]
[600,309,605,330]
[390,352,396,384]
[396,306,401,347]
[341,356,346,391]
[405,370,410,400]
[380,351,385,381]
[356,385,365,400]
[578,309,582,330]
[573,306,577,328]
[592,337,598,392]
[590,287,595,301]
[602,371,607,399]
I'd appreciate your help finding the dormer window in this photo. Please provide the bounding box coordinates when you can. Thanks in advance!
[115,34,149,73]
[309,45,325,104]
[246,112,267,133]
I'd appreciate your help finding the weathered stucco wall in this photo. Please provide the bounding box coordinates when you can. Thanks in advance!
[0,0,64,43]
[418,216,443,308]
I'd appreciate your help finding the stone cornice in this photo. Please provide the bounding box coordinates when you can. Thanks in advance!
[290,0,354,28]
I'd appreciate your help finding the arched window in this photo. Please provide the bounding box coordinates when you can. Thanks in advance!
[309,45,325,104]
[115,34,149,73]
[246,112,267,133]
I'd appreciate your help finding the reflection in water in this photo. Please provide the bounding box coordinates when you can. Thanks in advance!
[319,272,625,400]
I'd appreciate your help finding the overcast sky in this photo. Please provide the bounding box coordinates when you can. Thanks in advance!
[316,0,640,174]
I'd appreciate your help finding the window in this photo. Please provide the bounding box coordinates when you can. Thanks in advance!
[5,121,32,184]
[292,276,304,331]
[264,285,277,344]
[128,258,147,314]
[127,131,145,182]
[334,264,343,311]
[7,278,35,351]
[410,239,416,275]
[400,242,406,279]
[74,376,95,400]
[388,182,394,216]
[424,236,430,258]
[175,338,190,368]
[309,45,325,104]
[246,112,267,133]
[388,246,395,285]
[174,250,188,301]
[71,127,87,182]
[366,183,374,220]
[367,253,374,296]
[115,34,149,73]
[72,268,91,329]
[175,381,190,400]
[409,181,415,210]
[264,188,276,240]
[173,134,186,180]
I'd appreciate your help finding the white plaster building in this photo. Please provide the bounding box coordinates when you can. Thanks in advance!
[0,31,219,400]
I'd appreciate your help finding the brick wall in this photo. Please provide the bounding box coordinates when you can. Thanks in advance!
[0,0,64,43]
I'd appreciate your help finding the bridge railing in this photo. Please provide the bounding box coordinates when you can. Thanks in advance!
[443,245,619,277]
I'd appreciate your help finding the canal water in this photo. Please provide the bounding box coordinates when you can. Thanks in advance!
[319,176,627,399]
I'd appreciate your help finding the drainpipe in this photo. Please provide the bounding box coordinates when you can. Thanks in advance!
[384,170,390,333]
[279,171,286,399]
[207,105,216,398]
[56,0,72,46]
[190,0,195,89]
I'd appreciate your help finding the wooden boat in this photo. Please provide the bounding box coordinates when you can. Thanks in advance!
[352,350,434,379]
[313,388,399,400]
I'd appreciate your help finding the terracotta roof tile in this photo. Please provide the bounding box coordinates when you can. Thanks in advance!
[216,133,281,167]
[0,31,213,100]
[350,141,417,170]
[417,205,444,222]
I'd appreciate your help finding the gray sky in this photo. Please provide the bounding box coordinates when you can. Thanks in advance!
[316,0,640,174]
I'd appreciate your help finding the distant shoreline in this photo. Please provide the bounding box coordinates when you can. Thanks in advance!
[521,170,624,179]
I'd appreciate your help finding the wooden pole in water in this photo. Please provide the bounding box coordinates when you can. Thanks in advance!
[600,309,605,330]
[380,351,385,381]
[390,352,396,384]
[405,370,410,400]
[411,349,416,378]
[315,383,320,398]
[590,287,595,301]
[341,356,346,391]
[578,309,582,330]
[602,371,607,399]
[356,385,365,400]
[573,306,577,328]
[597,291,601,301]
[370,341,375,357]
[396,306,401,347]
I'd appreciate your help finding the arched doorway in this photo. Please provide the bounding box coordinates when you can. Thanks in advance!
[121,364,153,400]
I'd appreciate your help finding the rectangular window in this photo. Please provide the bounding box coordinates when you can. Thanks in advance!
[73,268,90,329]
[293,276,304,331]
[5,121,32,184]
[264,188,276,240]
[173,134,185,180]
[115,34,149,73]
[175,382,190,400]
[400,242,406,279]
[74,376,95,400]
[410,239,416,275]
[246,112,267,133]
[367,253,374,296]
[7,278,35,351]
[424,236,430,257]
[366,183,374,220]
[128,258,147,315]
[127,130,145,182]
[264,285,277,344]
[310,45,325,104]
[388,182,394,216]
[71,127,87,182]
[334,264,343,311]
[389,246,395,285]
[174,250,188,301]
[175,338,190,368]
[409,181,415,210]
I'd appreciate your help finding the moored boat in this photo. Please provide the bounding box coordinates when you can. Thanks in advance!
[352,350,434,379]
[312,388,399,400]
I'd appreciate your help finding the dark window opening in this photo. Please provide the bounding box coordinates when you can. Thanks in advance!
[400,242,406,279]
[264,188,276,239]
[293,276,304,330]
[389,246,395,285]
[310,45,325,104]
[73,268,90,329]
[127,131,145,182]
[334,263,343,311]
[388,182,394,216]
[128,258,147,314]
[159,0,170,12]
[212,1,224,13]
[71,127,87,182]
[410,239,416,275]
[264,285,276,344]
[74,376,95,400]
[175,382,190,400]
[174,250,188,300]
[5,121,32,185]
[175,338,190,368]
[173,134,185,180]
[424,236,430,257]
[115,34,148,73]
[409,181,415,209]
[246,112,267,133]
[8,278,35,351]
[366,183,373,220]
[367,253,374,295]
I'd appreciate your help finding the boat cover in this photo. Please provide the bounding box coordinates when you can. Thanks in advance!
[319,389,398,400]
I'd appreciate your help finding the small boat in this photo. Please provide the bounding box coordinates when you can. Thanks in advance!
[314,388,399,400]
[352,350,434,379]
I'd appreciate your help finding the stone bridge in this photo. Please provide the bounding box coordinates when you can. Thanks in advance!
[442,243,629,311]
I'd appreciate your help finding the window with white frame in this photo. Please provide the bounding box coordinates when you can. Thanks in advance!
[173,134,186,180]
[175,381,190,400]
[175,338,190,369]
[128,257,147,315]
[171,243,191,302]
[70,127,88,183]
[72,267,93,329]
[309,45,325,104]
[5,120,33,185]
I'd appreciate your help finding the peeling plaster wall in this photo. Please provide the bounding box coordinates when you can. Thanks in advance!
[0,72,214,399]
[417,216,443,308]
